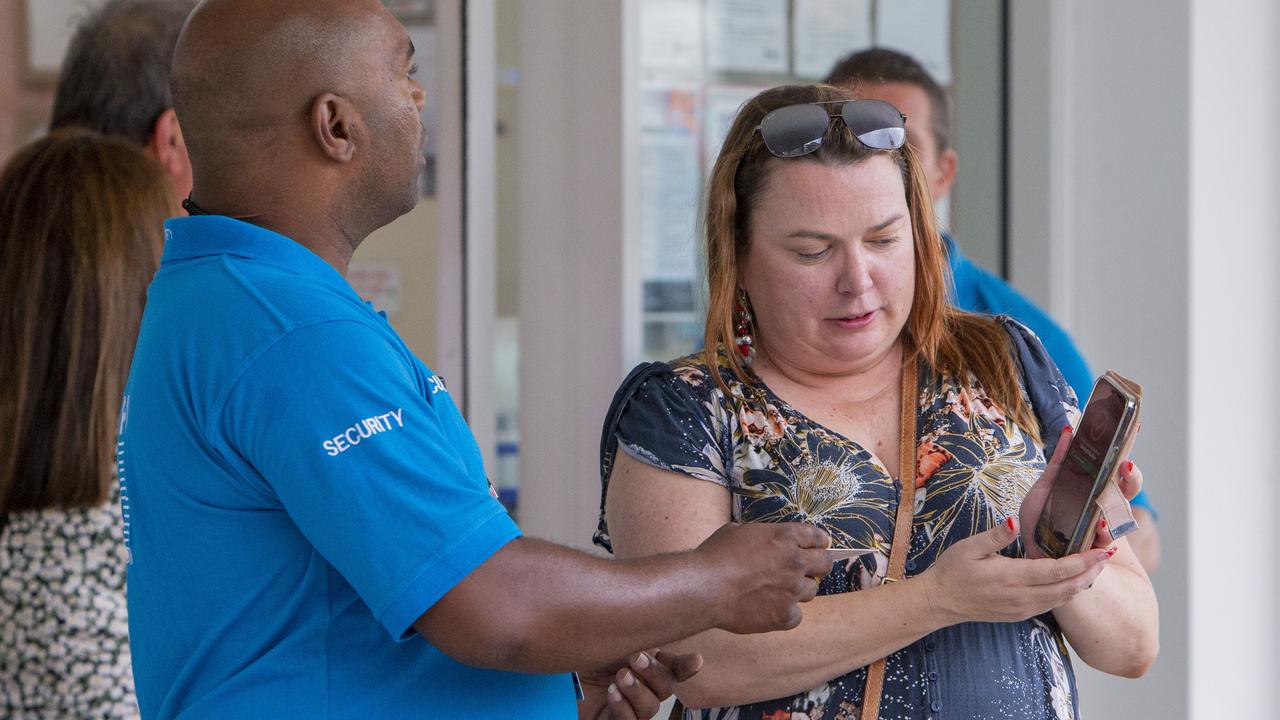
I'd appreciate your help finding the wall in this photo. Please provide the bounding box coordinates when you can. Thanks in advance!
[0,0,55,164]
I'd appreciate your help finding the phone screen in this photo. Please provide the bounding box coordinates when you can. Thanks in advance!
[1035,380,1127,556]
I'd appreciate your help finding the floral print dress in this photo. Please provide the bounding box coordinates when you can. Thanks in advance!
[596,318,1083,720]
[0,489,137,719]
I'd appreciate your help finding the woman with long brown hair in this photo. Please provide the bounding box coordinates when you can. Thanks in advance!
[596,84,1157,719]
[0,128,173,718]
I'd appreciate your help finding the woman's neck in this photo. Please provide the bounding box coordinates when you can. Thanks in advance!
[752,341,904,406]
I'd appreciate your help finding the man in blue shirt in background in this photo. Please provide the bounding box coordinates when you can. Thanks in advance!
[826,48,1161,572]
[119,1,834,718]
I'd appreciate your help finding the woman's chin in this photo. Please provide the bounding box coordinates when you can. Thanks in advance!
[816,339,899,371]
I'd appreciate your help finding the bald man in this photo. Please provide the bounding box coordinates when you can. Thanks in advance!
[117,2,832,718]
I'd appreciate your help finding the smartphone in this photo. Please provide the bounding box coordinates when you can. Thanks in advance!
[1033,371,1142,558]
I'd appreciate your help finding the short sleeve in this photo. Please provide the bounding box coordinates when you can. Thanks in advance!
[1000,316,1080,460]
[216,320,519,640]
[594,362,732,552]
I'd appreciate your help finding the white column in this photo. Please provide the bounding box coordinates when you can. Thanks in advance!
[1187,1,1280,716]
[437,0,497,471]
[515,0,628,547]
[465,0,498,474]
[434,0,467,407]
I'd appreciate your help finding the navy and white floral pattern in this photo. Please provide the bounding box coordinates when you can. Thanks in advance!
[1,490,136,719]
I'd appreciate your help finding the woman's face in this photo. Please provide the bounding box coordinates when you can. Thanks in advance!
[739,154,915,376]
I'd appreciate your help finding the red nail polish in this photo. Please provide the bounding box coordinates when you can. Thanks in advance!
[1125,460,1134,474]
[1099,518,1108,529]
[1006,517,1017,532]
[1062,425,1073,434]
[1105,547,1117,558]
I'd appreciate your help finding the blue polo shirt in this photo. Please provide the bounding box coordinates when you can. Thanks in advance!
[118,216,577,718]
[945,233,1154,514]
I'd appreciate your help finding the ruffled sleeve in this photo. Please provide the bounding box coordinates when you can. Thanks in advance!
[594,361,733,552]
[999,316,1082,458]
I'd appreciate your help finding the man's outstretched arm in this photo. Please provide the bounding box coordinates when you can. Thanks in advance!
[413,522,832,674]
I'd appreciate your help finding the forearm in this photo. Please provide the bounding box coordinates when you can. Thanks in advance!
[1052,544,1159,677]
[670,578,949,708]
[417,537,720,675]
[497,539,722,672]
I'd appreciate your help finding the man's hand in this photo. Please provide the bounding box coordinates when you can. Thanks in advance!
[578,650,703,719]
[693,522,832,634]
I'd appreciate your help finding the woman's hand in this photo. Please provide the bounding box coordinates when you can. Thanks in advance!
[920,516,1113,624]
[1017,425,1073,560]
[1018,425,1144,558]
[1086,460,1144,548]
[1114,456,1144,501]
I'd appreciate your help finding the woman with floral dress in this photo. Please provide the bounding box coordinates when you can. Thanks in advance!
[596,84,1157,720]
[0,129,173,718]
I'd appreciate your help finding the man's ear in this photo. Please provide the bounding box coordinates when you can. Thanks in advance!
[146,108,193,202]
[934,147,958,200]
[310,92,360,163]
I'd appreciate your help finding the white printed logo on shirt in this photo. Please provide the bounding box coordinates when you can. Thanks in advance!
[323,408,404,456]
[117,394,133,563]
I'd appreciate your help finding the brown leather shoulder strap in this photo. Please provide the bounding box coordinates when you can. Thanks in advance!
[860,354,918,720]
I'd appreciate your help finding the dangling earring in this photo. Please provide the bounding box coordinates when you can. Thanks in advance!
[735,291,756,366]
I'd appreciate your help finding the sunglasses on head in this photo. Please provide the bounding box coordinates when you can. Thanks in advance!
[756,99,907,158]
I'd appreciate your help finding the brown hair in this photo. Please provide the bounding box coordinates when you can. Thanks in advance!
[0,129,173,513]
[702,84,1038,442]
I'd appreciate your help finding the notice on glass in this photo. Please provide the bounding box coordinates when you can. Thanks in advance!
[703,85,766,171]
[706,0,788,74]
[873,0,951,85]
[640,0,704,71]
[792,0,872,79]
[640,87,702,282]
